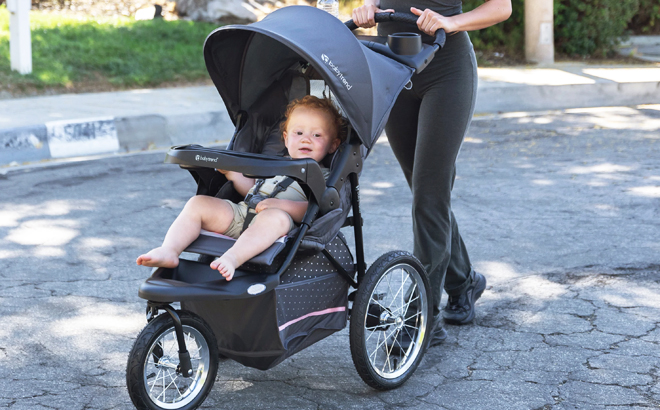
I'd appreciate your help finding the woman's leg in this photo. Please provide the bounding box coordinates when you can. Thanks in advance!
[211,208,291,280]
[385,88,420,187]
[136,195,235,268]
[386,32,478,318]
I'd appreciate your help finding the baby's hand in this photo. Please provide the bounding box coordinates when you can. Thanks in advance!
[216,169,229,174]
[255,198,280,213]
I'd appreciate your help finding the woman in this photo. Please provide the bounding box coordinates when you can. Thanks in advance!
[352,0,511,345]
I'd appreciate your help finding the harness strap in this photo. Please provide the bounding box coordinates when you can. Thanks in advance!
[270,177,295,198]
[241,177,295,233]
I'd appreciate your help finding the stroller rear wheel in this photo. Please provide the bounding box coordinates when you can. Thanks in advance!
[350,251,432,390]
[126,311,219,410]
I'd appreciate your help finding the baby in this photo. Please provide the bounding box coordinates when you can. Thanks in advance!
[137,95,345,280]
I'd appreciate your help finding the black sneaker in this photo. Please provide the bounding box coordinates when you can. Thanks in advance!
[442,271,486,325]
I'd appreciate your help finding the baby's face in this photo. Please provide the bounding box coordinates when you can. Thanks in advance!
[283,107,340,163]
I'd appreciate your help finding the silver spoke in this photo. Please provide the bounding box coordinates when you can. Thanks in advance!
[382,327,401,373]
[370,297,390,313]
[162,369,179,402]
[397,289,419,320]
[390,283,417,316]
[172,378,182,402]
[165,334,177,357]
[148,368,163,393]
[372,329,392,353]
[368,330,384,366]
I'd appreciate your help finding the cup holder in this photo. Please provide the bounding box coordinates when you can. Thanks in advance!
[387,32,422,55]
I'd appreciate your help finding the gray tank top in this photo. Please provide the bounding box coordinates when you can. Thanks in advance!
[378,0,462,42]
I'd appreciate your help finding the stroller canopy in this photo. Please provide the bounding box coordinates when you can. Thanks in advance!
[203,6,415,150]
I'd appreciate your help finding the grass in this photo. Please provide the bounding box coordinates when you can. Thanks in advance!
[0,5,219,95]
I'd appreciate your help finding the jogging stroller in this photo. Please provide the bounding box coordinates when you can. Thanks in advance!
[126,6,446,409]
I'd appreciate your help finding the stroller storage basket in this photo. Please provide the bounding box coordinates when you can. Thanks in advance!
[181,233,354,370]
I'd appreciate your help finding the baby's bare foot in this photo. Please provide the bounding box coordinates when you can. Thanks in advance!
[136,247,179,268]
[210,252,238,281]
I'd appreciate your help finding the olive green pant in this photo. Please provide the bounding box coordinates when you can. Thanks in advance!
[385,31,478,317]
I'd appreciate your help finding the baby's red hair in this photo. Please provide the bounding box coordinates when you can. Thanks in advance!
[280,96,346,144]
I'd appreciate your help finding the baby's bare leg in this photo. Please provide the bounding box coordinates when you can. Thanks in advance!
[211,208,291,280]
[137,196,235,268]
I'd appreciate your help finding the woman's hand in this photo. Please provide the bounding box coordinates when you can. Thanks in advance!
[410,7,458,36]
[351,4,394,28]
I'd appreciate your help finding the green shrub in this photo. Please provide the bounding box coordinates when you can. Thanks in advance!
[464,0,641,58]
[554,0,639,56]
[629,0,660,34]
[463,0,525,55]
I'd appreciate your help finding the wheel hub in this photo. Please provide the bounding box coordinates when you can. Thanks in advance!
[156,356,178,370]
[379,311,404,328]
[367,304,393,331]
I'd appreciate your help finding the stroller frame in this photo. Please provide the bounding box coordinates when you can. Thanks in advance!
[127,7,446,410]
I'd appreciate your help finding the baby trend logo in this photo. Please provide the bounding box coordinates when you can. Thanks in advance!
[320,53,352,91]
[195,154,218,163]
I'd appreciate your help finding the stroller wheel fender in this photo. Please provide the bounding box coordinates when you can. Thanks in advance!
[349,251,432,390]
[126,311,219,410]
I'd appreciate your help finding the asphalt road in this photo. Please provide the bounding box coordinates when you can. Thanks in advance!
[1,106,659,409]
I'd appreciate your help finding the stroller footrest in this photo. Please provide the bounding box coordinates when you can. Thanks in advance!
[138,259,280,302]
[184,230,287,267]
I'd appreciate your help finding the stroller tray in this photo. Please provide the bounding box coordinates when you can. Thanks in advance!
[138,259,280,302]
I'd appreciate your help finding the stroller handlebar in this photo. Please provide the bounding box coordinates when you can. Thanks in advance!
[344,11,446,49]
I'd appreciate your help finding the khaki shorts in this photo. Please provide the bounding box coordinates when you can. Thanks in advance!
[222,200,294,239]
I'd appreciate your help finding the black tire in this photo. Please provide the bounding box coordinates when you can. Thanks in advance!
[349,251,432,390]
[126,311,219,410]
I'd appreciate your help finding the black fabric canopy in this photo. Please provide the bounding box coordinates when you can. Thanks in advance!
[203,5,415,150]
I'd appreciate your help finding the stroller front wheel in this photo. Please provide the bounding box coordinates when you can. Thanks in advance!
[349,251,432,390]
[126,311,219,410]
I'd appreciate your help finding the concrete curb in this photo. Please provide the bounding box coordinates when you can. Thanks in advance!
[1,110,233,168]
[476,81,660,114]
[618,35,660,63]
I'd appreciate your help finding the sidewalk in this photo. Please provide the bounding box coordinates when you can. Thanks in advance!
[1,63,659,168]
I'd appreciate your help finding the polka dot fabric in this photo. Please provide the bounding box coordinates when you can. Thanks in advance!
[275,232,354,343]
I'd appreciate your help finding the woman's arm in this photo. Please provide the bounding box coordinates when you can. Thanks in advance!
[217,170,255,197]
[255,198,309,223]
[411,0,512,35]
